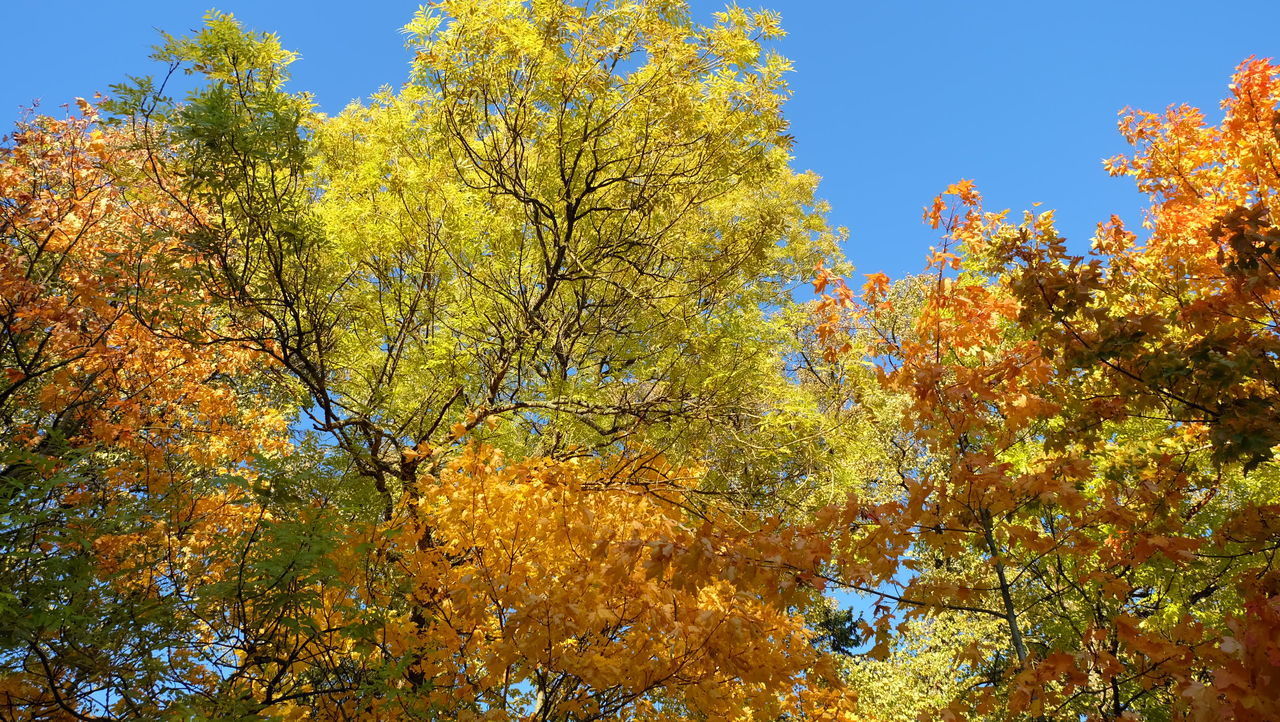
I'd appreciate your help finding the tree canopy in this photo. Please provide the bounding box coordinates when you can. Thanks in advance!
[2,3,1278,720]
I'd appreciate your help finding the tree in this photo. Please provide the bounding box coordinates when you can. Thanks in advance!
[131,2,839,514]
[0,5,864,719]
[815,59,1280,720]
[0,102,288,718]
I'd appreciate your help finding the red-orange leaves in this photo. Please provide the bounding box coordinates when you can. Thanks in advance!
[1189,578,1280,721]
[813,262,857,362]
[806,58,1280,722]
[0,103,281,472]
[925,179,981,231]
[861,271,891,302]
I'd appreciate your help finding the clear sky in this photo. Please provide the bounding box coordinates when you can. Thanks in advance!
[6,1,1279,277]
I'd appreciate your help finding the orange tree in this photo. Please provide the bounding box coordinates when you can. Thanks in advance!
[815,59,1280,720]
[0,103,291,716]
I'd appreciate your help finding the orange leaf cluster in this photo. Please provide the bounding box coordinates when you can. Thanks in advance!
[367,445,857,720]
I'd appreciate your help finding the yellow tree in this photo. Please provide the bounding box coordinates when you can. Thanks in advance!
[79,4,864,719]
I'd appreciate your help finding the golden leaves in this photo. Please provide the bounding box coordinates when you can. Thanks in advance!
[386,444,852,719]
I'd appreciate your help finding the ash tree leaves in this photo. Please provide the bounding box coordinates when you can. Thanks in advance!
[4,3,1280,722]
[316,0,835,469]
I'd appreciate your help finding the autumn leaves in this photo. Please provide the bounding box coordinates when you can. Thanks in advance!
[812,58,1280,720]
[4,3,1280,720]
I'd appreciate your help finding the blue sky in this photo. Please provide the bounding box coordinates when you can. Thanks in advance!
[6,1,1278,277]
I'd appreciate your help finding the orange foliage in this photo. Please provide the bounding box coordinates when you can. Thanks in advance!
[0,102,286,717]
[10,24,1280,722]
[355,445,857,720]
[814,58,1280,720]
[0,100,281,473]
